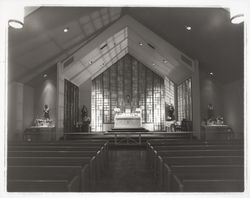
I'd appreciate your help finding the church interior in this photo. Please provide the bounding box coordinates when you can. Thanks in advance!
[4,5,245,193]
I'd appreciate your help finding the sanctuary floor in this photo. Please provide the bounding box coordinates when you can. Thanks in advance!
[95,146,160,192]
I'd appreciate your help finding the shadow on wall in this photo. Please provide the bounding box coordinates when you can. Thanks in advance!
[200,70,224,122]
[223,80,244,139]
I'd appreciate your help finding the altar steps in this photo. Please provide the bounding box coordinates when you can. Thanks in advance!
[108,128,149,133]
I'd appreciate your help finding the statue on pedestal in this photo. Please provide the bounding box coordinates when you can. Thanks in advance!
[166,103,175,121]
[43,104,50,120]
[124,95,131,113]
[207,103,214,119]
[81,105,90,132]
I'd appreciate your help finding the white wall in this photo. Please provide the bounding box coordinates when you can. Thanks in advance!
[8,82,35,141]
[8,82,23,141]
[79,78,92,119]
[23,85,34,130]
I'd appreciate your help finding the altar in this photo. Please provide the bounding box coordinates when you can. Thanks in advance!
[114,109,142,129]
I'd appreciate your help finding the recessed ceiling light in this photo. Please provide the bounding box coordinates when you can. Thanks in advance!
[43,74,48,78]
[209,72,214,76]
[63,28,69,33]
[139,42,143,46]
[185,26,192,31]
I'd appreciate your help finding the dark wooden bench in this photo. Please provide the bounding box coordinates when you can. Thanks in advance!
[8,142,109,168]
[152,144,243,150]
[150,148,243,174]
[9,148,105,172]
[9,152,102,176]
[157,149,243,157]
[163,155,244,165]
[147,143,244,189]
[8,145,103,151]
[172,176,244,192]
[7,141,110,192]
[7,156,98,190]
[8,166,87,192]
[148,139,243,146]
[147,143,243,166]
[165,164,244,192]
[8,140,108,145]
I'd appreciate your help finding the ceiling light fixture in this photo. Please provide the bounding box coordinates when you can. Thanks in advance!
[231,14,244,24]
[209,72,214,76]
[152,63,156,66]
[230,7,244,24]
[63,28,69,33]
[8,6,24,29]
[43,74,48,78]
[185,26,192,31]
[9,20,24,29]
[139,42,143,46]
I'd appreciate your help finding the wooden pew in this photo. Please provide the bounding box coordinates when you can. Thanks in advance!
[8,140,108,145]
[8,142,109,169]
[8,156,97,191]
[147,143,243,167]
[171,165,244,192]
[149,146,243,174]
[8,166,85,192]
[9,154,101,179]
[157,149,243,157]
[152,144,243,150]
[148,139,243,146]
[163,155,244,165]
[7,141,110,192]
[162,161,244,191]
[147,143,243,189]
[154,149,243,176]
[8,145,103,151]
[173,178,244,192]
[8,179,79,192]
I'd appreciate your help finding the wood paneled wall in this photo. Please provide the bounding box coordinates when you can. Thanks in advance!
[64,79,79,133]
[92,54,165,131]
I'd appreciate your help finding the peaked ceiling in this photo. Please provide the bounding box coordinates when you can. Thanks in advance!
[63,15,194,86]
[8,7,244,85]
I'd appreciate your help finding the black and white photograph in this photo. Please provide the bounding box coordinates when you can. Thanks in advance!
[0,0,249,197]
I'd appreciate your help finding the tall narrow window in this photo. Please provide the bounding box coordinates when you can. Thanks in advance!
[177,78,192,122]
[165,77,175,106]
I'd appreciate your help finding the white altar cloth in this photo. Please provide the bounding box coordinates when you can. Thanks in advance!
[114,113,142,129]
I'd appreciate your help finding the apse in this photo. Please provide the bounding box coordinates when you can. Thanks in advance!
[91,54,165,131]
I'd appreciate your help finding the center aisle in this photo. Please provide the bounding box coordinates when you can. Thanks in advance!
[95,146,160,192]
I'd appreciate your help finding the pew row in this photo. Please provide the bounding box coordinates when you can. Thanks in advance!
[7,141,109,192]
[147,140,244,192]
